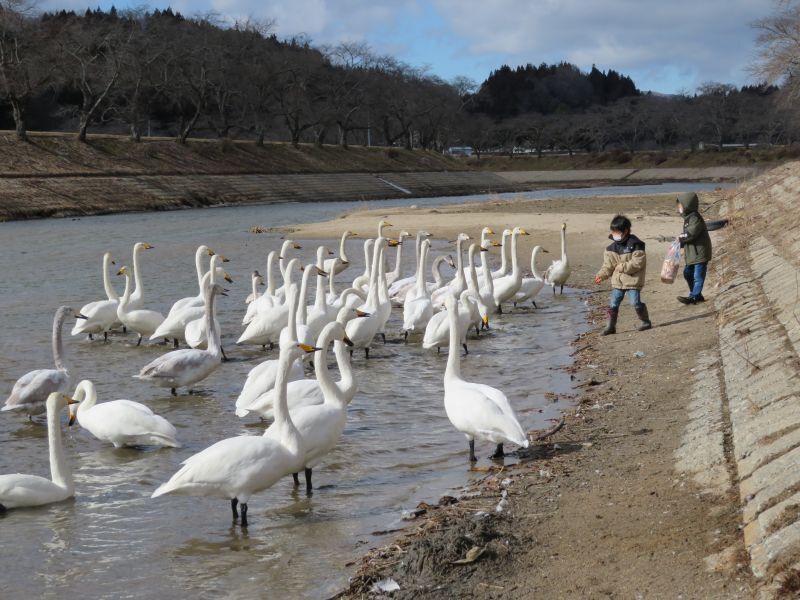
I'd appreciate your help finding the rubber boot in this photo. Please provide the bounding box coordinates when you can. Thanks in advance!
[602,308,618,335]
[636,304,652,331]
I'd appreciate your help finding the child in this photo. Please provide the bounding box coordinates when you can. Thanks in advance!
[676,191,712,305]
[594,215,651,335]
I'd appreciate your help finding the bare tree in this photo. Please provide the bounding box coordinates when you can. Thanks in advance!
[753,1,800,100]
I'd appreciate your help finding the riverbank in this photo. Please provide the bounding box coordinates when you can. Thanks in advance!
[0,133,762,222]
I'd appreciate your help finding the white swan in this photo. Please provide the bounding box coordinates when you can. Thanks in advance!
[151,342,315,527]
[237,259,302,348]
[423,289,476,354]
[295,263,325,351]
[442,293,529,462]
[116,266,165,345]
[351,238,374,292]
[68,380,178,448]
[514,246,549,307]
[492,227,530,312]
[0,392,78,509]
[545,222,571,295]
[307,246,334,339]
[432,233,470,308]
[135,282,224,395]
[127,242,155,311]
[275,239,302,298]
[152,254,226,345]
[71,251,120,341]
[386,230,411,286]
[465,243,491,333]
[245,270,264,305]
[324,231,355,276]
[427,254,456,294]
[464,226,494,281]
[402,239,434,341]
[388,230,432,303]
[490,229,512,280]
[234,284,306,417]
[346,238,387,358]
[3,306,87,416]
[244,251,278,325]
[264,319,356,491]
[165,245,221,316]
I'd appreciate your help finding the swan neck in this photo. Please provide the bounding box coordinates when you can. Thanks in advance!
[339,233,348,262]
[195,247,205,291]
[287,286,299,340]
[52,309,68,372]
[561,228,567,260]
[531,247,542,279]
[75,381,96,418]
[433,257,445,287]
[119,273,132,310]
[297,269,312,323]
[445,303,461,378]
[500,236,509,272]
[102,254,118,301]
[333,339,355,401]
[266,253,276,295]
[365,241,381,306]
[315,328,345,407]
[415,244,429,295]
[205,288,221,356]
[47,398,73,491]
[272,350,300,445]
[132,245,144,299]
[510,232,521,275]
[467,249,479,291]
[391,239,403,278]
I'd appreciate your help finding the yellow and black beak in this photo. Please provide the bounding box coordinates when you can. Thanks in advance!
[542,248,550,253]
[328,250,335,255]
[76,313,89,320]
[293,243,303,250]
[480,246,489,252]
[355,309,370,318]
[520,228,530,236]
[224,272,233,283]
[387,239,400,247]
[299,343,322,353]
[207,248,216,256]
[117,267,127,275]
[111,259,116,265]
[491,241,502,247]
[342,335,354,347]
[220,255,231,263]
[318,269,329,277]
[143,243,154,250]
[486,228,495,234]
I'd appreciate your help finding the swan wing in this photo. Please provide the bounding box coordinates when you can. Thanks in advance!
[0,473,69,508]
[82,401,177,445]
[136,349,208,379]
[444,381,527,446]
[3,369,68,412]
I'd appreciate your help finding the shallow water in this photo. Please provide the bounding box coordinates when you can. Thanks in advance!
[0,183,715,598]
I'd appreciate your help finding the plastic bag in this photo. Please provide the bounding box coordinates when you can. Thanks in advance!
[660,240,681,284]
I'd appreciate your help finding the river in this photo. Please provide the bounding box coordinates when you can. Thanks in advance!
[0,182,725,598]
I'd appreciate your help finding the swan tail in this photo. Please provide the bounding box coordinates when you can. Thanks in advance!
[234,407,250,418]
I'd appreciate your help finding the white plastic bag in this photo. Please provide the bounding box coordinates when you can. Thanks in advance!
[660,240,681,284]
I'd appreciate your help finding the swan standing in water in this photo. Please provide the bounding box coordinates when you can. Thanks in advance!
[351,238,374,292]
[68,380,179,448]
[324,231,355,276]
[71,252,120,341]
[135,283,225,395]
[514,246,549,308]
[441,294,529,461]
[492,227,530,312]
[0,392,79,510]
[151,343,317,527]
[545,222,571,295]
[423,289,477,355]
[127,242,155,311]
[490,229,512,280]
[116,266,165,345]
[165,245,222,317]
[3,306,87,417]
[402,239,434,341]
[388,230,432,304]
[385,230,411,286]
[431,233,470,308]
[265,319,357,492]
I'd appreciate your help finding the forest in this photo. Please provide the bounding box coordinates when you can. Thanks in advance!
[0,3,797,155]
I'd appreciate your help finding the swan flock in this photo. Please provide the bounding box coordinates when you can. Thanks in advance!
[2,219,570,528]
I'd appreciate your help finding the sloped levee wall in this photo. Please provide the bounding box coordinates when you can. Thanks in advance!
[714,162,800,586]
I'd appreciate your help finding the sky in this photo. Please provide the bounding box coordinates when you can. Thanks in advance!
[39,0,774,94]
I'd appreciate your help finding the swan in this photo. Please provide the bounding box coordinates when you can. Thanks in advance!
[346,238,388,358]
[3,307,87,416]
[307,246,334,339]
[264,319,356,492]
[71,251,120,341]
[545,222,571,295]
[464,227,494,281]
[245,270,264,305]
[244,251,278,325]
[385,230,411,286]
[0,392,78,509]
[116,266,165,345]
[490,229,512,280]
[514,246,549,308]
[427,254,456,294]
[295,263,326,351]
[441,293,529,462]
[465,243,492,332]
[151,254,226,346]
[165,245,223,316]
[234,284,306,416]
[127,242,155,311]
[238,305,366,419]
[237,259,302,348]
[402,239,434,341]
[492,227,530,312]
[388,230,432,303]
[151,342,316,527]
[274,239,302,298]
[432,233,470,308]
[135,282,225,395]
[68,380,178,448]
[324,231,355,276]
[423,289,477,355]
[351,238,374,292]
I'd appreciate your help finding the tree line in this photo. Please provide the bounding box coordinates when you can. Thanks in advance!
[0,2,797,154]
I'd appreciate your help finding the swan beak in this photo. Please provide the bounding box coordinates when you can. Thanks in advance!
[341,260,349,265]
[111,259,116,265]
[328,250,335,255]
[355,309,370,318]
[224,272,233,283]
[76,313,89,320]
[486,228,495,234]
[207,248,216,256]
[343,335,354,347]
[480,247,489,252]
[116,267,127,275]
[491,241,502,247]
[220,255,230,263]
[482,315,489,327]
[278,256,284,260]
[143,243,154,250]
[542,248,550,253]
[388,239,400,247]
[293,243,303,250]
[299,344,322,353]
[63,395,78,405]
[317,269,329,277]
[68,410,77,426]
[520,229,530,236]
[220,290,229,297]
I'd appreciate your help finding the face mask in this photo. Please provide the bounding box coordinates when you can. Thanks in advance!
[612,234,623,241]
[678,205,684,215]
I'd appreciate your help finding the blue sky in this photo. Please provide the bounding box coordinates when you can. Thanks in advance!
[41,0,772,93]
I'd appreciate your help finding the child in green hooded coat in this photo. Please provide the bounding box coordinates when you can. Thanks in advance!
[676,192,712,305]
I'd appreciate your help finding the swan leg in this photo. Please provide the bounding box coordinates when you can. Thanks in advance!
[560,284,564,295]
[269,342,274,351]
[462,343,469,356]
[365,347,370,359]
[469,440,477,462]
[262,344,266,351]
[304,467,313,493]
[173,338,179,348]
[475,324,480,337]
[123,325,127,333]
[532,300,538,309]
[221,347,228,362]
[404,330,408,344]
[491,444,505,459]
[136,334,143,346]
[497,304,503,315]
[240,503,248,527]
[103,331,108,342]
[349,348,354,358]
[170,388,177,396]
[231,498,239,519]
[292,472,300,486]
[380,332,386,344]
[88,333,94,341]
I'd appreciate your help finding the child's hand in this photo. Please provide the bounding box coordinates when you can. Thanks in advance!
[594,276,602,285]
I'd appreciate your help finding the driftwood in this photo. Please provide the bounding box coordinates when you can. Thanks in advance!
[529,417,565,442]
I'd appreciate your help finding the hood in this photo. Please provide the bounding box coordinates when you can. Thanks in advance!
[677,192,699,215]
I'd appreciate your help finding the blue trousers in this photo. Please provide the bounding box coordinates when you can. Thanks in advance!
[683,262,708,299]
[609,288,643,311]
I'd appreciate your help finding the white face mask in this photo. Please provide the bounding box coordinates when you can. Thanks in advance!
[678,205,684,215]
[612,234,623,241]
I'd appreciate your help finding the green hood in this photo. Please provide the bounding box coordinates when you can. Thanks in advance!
[677,192,699,215]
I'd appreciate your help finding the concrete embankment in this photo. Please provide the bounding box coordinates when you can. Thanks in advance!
[711,161,800,591]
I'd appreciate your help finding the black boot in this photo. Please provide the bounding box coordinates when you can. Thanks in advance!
[635,303,652,331]
[602,308,618,336]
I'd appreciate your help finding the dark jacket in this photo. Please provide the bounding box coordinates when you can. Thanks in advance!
[678,192,712,265]
[596,233,646,290]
